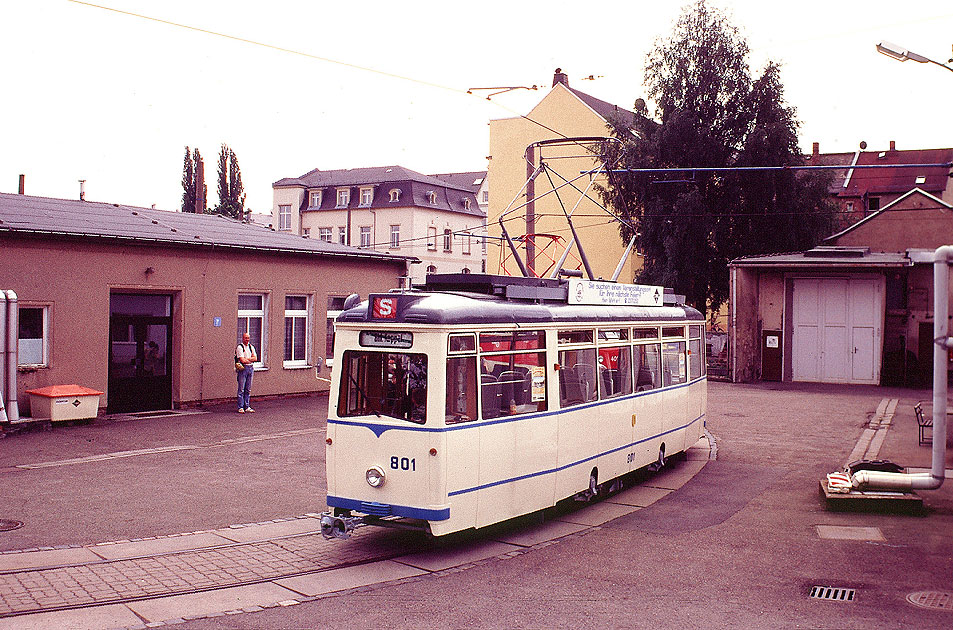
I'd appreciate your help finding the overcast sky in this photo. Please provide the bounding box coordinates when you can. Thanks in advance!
[2,1,952,213]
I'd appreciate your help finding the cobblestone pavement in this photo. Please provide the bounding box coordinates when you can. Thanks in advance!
[0,527,428,617]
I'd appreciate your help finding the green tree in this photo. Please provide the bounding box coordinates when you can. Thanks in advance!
[599,0,837,315]
[213,144,246,220]
[181,147,206,213]
[181,146,195,213]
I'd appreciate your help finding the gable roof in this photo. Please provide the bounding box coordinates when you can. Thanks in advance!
[823,187,953,243]
[804,147,953,198]
[0,192,413,262]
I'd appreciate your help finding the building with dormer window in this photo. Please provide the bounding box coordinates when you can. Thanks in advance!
[273,166,486,283]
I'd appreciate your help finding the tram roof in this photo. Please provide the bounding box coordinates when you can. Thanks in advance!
[339,274,703,326]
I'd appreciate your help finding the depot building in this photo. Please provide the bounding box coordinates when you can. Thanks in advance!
[0,192,413,418]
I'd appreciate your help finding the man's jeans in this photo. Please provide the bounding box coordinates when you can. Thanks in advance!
[237,365,254,410]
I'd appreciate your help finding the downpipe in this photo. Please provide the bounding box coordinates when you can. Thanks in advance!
[4,290,18,422]
[853,245,953,492]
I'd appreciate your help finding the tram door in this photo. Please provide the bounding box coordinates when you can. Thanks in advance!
[108,294,173,413]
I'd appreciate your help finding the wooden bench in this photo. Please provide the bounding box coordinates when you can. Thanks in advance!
[915,403,932,445]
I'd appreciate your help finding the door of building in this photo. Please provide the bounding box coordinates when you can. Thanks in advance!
[791,277,881,384]
[108,294,173,413]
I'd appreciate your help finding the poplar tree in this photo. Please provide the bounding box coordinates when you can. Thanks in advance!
[213,144,246,220]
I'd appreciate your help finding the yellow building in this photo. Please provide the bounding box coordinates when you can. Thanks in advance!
[487,70,645,281]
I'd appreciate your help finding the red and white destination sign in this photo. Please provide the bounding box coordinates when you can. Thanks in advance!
[568,279,663,307]
[371,296,398,319]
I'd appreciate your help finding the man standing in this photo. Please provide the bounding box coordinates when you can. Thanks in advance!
[236,332,257,413]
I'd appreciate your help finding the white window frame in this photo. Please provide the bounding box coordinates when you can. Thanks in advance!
[338,226,347,245]
[318,227,333,242]
[463,230,472,255]
[390,224,400,249]
[427,226,437,251]
[482,190,489,203]
[389,188,401,202]
[427,191,437,205]
[283,294,311,368]
[309,191,322,208]
[336,188,350,208]
[278,204,292,231]
[360,187,374,207]
[360,226,372,248]
[302,227,310,238]
[464,197,471,210]
[443,228,453,252]
[238,293,267,368]
[18,304,50,367]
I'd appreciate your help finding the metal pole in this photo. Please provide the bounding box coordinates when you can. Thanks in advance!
[4,290,19,422]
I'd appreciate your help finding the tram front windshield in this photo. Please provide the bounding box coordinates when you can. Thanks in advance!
[338,351,428,424]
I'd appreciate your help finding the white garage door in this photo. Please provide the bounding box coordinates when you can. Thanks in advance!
[791,277,881,384]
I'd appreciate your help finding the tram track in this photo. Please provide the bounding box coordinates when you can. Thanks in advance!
[0,525,433,618]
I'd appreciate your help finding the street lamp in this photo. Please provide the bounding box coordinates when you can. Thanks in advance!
[876,41,953,73]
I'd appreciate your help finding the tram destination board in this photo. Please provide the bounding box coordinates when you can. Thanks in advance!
[359,330,413,349]
[568,279,664,307]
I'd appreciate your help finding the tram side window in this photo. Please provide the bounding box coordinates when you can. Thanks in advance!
[634,344,661,391]
[338,351,428,424]
[481,352,546,419]
[597,346,632,398]
[446,356,477,424]
[558,347,599,407]
[689,325,705,379]
[662,341,687,386]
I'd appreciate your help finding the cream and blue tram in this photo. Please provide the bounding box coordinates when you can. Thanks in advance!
[322,274,707,538]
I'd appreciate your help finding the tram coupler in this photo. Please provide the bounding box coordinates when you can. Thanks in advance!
[319,512,364,540]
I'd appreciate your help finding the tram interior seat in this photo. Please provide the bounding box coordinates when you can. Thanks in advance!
[601,368,617,397]
[499,370,528,408]
[481,373,502,419]
[559,367,586,406]
[637,365,656,391]
[575,364,597,402]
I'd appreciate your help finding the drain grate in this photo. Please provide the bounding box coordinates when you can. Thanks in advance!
[810,586,855,602]
[907,591,953,611]
[0,519,24,532]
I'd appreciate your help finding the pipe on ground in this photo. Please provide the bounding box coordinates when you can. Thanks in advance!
[852,245,952,491]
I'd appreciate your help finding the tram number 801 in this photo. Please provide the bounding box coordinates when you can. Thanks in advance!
[390,457,416,471]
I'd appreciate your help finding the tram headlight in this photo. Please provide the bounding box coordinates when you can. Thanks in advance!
[365,466,386,488]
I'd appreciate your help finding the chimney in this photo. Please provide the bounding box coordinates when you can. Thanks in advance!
[552,68,568,88]
[889,140,896,151]
[79,179,86,201]
[812,142,819,157]
[18,174,24,194]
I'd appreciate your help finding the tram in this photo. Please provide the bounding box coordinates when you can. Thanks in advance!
[321,273,707,538]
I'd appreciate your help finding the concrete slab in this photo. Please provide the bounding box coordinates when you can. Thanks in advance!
[275,560,427,597]
[214,518,321,543]
[608,485,672,507]
[645,459,708,489]
[396,539,519,572]
[819,480,924,514]
[91,532,236,560]
[127,582,301,623]
[556,501,637,526]
[0,547,103,571]
[493,520,589,547]
[816,525,886,542]
[0,604,142,630]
